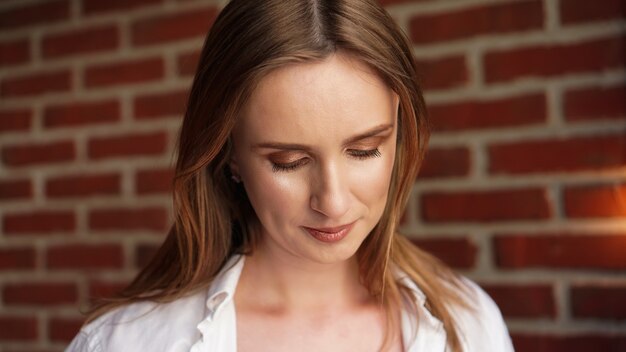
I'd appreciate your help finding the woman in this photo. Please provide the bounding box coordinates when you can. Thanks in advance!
[67,0,514,351]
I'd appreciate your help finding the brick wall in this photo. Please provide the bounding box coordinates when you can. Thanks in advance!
[0,0,624,350]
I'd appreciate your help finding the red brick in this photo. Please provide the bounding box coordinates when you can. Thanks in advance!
[3,348,62,352]
[135,242,159,268]
[44,99,120,128]
[47,244,124,269]
[560,0,626,25]
[512,334,626,352]
[3,210,75,235]
[48,317,83,342]
[485,35,625,83]
[0,0,69,31]
[177,50,200,76]
[0,178,32,200]
[89,206,169,232]
[422,188,550,223]
[136,167,174,194]
[564,184,626,218]
[489,134,625,174]
[82,0,163,15]
[429,93,546,131]
[482,284,555,318]
[131,7,217,46]
[88,280,128,301]
[0,38,30,67]
[0,315,38,341]
[564,84,626,121]
[571,285,626,319]
[42,25,119,59]
[134,89,188,119]
[409,0,543,44]
[416,55,468,90]
[0,108,32,133]
[84,57,164,88]
[0,69,71,97]
[494,234,626,270]
[0,248,36,271]
[418,147,470,178]
[3,282,77,306]
[88,131,168,160]
[46,173,120,198]
[410,237,476,269]
[2,140,75,167]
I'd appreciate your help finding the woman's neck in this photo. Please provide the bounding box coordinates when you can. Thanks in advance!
[235,241,373,314]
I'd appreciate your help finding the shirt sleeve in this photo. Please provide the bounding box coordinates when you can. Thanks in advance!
[455,278,515,352]
[65,330,102,352]
[476,284,515,351]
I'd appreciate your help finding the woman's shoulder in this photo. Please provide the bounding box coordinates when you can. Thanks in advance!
[66,289,208,352]
[67,255,245,351]
[398,268,514,351]
[448,276,515,351]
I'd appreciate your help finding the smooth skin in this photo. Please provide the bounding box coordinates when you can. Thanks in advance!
[230,51,402,351]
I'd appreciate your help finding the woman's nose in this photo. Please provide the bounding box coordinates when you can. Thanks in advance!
[309,160,350,220]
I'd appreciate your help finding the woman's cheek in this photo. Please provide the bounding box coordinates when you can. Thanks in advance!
[354,151,395,203]
[244,165,305,220]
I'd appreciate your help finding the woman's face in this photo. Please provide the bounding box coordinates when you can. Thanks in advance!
[230,53,399,265]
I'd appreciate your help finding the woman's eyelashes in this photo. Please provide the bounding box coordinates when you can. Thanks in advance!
[271,160,303,172]
[350,148,382,160]
[270,148,382,173]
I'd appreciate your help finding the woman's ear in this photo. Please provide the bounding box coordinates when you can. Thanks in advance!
[229,157,242,183]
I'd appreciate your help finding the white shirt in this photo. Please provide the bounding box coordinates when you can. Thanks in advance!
[66,254,514,351]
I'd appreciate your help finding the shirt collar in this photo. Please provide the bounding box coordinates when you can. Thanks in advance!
[195,254,446,351]
[394,267,446,351]
[204,254,245,319]
[191,255,245,352]
[203,256,432,309]
[393,268,434,315]
[201,255,443,325]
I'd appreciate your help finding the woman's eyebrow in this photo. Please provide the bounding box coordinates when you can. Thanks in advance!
[252,123,394,151]
[342,123,394,145]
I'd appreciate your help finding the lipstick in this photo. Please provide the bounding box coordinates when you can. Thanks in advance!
[302,221,356,243]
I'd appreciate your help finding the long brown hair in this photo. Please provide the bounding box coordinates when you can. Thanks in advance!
[87,0,472,350]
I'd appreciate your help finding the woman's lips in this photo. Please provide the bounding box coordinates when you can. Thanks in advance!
[302,221,356,243]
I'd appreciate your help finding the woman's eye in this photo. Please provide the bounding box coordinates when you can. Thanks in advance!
[270,148,381,173]
[271,159,306,172]
[349,148,381,159]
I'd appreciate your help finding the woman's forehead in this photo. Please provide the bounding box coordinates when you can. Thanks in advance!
[237,54,398,140]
